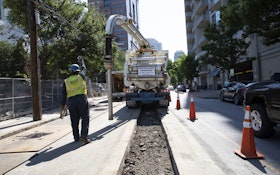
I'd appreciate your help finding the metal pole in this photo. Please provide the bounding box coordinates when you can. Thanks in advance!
[28,0,42,121]
[105,35,113,120]
[107,61,113,120]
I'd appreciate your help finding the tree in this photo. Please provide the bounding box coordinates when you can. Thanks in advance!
[112,44,125,71]
[3,0,122,81]
[0,40,29,77]
[179,53,199,91]
[167,59,177,85]
[221,0,280,46]
[200,23,250,77]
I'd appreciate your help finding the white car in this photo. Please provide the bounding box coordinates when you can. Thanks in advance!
[166,85,174,91]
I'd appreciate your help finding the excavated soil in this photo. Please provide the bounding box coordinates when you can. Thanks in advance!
[120,106,176,175]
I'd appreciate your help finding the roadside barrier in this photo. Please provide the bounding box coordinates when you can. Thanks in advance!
[234,106,264,159]
[189,95,196,121]
[176,92,181,110]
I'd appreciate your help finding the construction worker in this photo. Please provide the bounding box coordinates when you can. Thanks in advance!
[61,57,91,144]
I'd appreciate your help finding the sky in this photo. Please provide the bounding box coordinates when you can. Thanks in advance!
[80,0,187,60]
[138,0,187,60]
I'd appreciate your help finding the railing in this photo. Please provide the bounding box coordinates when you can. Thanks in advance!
[0,78,107,121]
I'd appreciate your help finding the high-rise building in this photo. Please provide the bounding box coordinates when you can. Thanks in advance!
[147,38,162,51]
[184,0,280,89]
[174,50,185,62]
[88,0,139,51]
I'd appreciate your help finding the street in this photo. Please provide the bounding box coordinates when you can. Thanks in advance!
[168,90,280,174]
[1,91,280,175]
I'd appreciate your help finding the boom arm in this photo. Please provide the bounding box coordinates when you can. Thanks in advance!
[105,14,151,49]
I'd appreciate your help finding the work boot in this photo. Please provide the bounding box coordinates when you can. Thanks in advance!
[80,137,91,144]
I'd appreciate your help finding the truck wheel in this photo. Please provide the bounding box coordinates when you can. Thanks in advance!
[250,103,275,138]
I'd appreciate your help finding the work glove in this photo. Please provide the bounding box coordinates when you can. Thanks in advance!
[60,105,67,119]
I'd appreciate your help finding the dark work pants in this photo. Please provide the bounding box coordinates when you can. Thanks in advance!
[67,94,90,140]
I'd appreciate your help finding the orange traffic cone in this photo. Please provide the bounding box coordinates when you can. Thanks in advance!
[176,92,180,110]
[234,106,264,159]
[189,95,196,121]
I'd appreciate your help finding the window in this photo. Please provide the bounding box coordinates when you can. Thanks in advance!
[211,11,220,24]
[104,0,110,7]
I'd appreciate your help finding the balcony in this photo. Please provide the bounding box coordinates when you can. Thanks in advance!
[186,22,193,32]
[194,12,209,28]
[197,35,207,48]
[194,0,208,15]
[190,0,195,9]
[209,0,221,11]
[195,51,207,60]
[210,1,221,11]
[185,12,192,22]
[185,0,192,11]
[187,34,194,43]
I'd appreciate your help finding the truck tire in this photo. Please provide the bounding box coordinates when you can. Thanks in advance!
[250,103,275,138]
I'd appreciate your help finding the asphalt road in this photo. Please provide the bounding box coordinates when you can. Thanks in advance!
[169,90,280,174]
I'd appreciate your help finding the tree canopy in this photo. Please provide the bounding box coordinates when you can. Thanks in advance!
[3,0,124,81]
[200,23,250,73]
[167,54,198,90]
[221,0,280,46]
[0,40,29,77]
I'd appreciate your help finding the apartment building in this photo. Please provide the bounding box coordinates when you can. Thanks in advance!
[88,0,139,51]
[185,0,280,89]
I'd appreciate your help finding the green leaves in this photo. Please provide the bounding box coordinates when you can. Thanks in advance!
[221,0,280,45]
[167,54,198,88]
[0,40,29,77]
[200,21,250,73]
[3,0,114,80]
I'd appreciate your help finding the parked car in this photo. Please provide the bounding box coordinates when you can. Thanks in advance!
[166,85,175,91]
[220,81,247,105]
[244,73,280,138]
[175,85,186,92]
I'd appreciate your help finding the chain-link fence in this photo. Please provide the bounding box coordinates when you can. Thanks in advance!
[0,78,107,121]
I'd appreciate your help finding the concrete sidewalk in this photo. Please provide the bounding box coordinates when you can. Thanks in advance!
[0,98,141,175]
[189,89,220,99]
[0,96,108,140]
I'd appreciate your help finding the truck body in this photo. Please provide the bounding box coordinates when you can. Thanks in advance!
[124,49,171,108]
[105,14,171,108]
[244,73,280,137]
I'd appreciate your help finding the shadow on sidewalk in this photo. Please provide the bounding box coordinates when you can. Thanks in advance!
[26,105,137,166]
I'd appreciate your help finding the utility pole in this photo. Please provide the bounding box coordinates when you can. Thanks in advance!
[28,0,42,121]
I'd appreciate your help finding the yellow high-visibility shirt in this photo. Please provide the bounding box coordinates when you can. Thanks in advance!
[64,74,87,98]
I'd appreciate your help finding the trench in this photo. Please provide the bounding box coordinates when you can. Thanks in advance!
[119,104,178,175]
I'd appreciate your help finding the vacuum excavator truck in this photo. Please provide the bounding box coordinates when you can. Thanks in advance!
[124,49,171,108]
[106,14,171,108]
